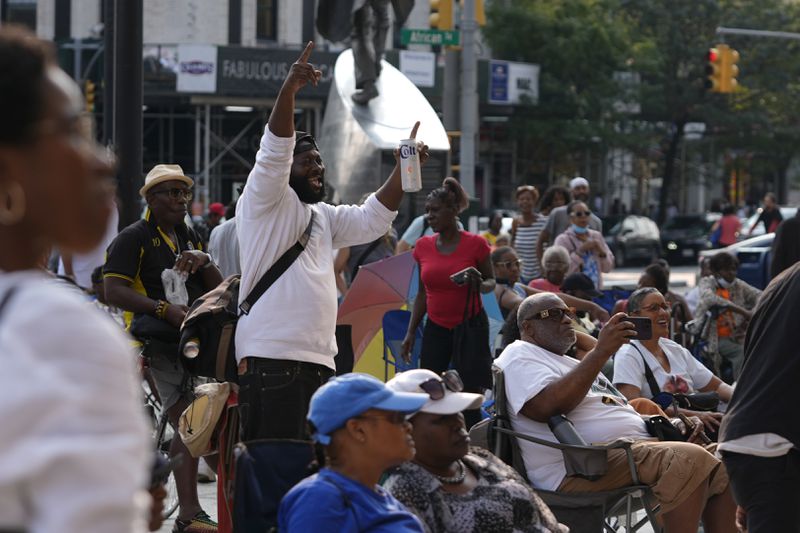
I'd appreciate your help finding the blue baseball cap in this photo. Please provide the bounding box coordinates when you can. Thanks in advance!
[308,373,429,445]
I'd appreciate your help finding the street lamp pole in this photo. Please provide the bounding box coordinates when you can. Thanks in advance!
[460,0,478,197]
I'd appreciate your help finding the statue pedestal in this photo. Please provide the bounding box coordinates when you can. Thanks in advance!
[319,49,450,223]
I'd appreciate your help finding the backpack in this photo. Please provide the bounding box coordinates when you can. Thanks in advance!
[179,213,315,382]
[180,275,242,382]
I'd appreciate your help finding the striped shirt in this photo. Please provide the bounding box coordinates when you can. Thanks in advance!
[514,215,547,281]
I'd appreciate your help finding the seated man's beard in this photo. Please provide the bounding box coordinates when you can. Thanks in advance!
[541,333,577,355]
[290,174,326,204]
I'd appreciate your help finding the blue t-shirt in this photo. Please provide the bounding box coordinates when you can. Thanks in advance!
[279,468,425,533]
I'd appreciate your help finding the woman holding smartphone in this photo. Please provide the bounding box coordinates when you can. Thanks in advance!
[613,287,734,435]
[401,178,495,428]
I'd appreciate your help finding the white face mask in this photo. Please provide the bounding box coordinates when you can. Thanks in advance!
[716,276,733,289]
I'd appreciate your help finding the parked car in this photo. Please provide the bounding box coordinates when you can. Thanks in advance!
[739,206,797,239]
[603,215,661,267]
[699,233,774,289]
[661,213,720,264]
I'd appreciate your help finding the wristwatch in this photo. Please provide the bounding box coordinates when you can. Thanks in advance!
[200,252,215,270]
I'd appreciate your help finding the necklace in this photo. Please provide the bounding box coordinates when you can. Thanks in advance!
[433,460,466,484]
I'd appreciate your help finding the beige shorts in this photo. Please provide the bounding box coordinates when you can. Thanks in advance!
[558,441,728,514]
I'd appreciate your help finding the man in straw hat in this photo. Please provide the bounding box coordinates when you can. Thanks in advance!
[104,163,224,532]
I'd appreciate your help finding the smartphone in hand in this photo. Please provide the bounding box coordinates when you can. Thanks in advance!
[626,316,653,340]
[450,267,479,286]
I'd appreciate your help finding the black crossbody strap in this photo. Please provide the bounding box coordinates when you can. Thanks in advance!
[350,238,383,281]
[631,342,661,395]
[239,211,315,315]
[0,286,18,321]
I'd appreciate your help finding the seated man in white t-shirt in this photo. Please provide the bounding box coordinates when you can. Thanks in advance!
[494,293,736,531]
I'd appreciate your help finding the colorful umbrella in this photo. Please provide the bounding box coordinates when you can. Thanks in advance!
[337,251,418,365]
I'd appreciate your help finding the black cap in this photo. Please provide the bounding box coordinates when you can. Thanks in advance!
[294,131,318,155]
[561,273,603,297]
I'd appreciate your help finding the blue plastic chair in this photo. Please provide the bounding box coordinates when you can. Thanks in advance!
[382,310,422,381]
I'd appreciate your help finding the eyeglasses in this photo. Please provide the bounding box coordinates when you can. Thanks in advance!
[494,259,522,269]
[525,307,576,322]
[640,303,671,313]
[418,370,464,400]
[356,411,407,425]
[152,188,194,201]
[571,211,592,217]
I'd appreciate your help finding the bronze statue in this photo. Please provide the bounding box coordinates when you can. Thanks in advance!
[317,0,415,105]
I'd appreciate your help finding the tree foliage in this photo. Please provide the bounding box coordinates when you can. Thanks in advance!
[483,0,800,213]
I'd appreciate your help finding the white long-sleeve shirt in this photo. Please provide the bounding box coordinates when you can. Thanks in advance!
[0,271,150,533]
[235,127,397,368]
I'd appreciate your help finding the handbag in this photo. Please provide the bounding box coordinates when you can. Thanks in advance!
[644,415,687,441]
[632,343,720,412]
[180,212,315,383]
[178,382,231,457]
[452,284,493,390]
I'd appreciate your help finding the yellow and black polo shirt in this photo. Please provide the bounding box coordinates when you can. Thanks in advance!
[103,214,206,327]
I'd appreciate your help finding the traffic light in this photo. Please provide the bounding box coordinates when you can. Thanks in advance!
[705,44,740,93]
[84,79,96,113]
[721,45,740,93]
[430,0,454,30]
[705,47,723,92]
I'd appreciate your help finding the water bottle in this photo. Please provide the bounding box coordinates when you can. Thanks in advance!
[183,337,200,359]
[548,415,588,446]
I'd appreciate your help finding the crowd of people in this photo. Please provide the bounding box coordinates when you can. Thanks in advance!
[2,25,800,533]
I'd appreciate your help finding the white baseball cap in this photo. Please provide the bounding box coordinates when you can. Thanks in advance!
[569,176,589,190]
[386,369,484,415]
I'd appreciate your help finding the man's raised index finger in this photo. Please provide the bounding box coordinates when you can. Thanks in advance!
[298,41,314,63]
[409,121,421,139]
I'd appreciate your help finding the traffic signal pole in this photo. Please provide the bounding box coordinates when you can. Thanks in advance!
[460,0,478,197]
[114,0,143,228]
[717,26,800,41]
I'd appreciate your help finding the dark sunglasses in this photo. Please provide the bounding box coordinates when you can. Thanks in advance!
[152,188,193,201]
[571,210,591,217]
[418,370,464,400]
[526,307,576,322]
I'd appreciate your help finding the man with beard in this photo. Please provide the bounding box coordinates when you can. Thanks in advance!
[536,177,602,264]
[235,42,428,441]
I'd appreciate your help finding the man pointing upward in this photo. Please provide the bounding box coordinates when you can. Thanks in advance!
[235,41,430,441]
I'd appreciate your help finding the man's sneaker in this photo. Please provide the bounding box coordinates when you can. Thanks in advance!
[172,511,217,532]
[197,459,217,483]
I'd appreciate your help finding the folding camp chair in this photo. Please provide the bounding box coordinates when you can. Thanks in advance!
[382,310,422,381]
[472,366,662,533]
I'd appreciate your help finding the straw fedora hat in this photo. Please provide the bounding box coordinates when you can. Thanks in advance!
[140,164,194,198]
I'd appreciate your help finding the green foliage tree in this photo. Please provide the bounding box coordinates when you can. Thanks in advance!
[484,0,800,219]
[483,0,630,183]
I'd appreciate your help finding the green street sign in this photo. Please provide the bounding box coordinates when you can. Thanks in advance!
[401,29,460,46]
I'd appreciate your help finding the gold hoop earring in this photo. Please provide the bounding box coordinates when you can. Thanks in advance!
[0,181,26,225]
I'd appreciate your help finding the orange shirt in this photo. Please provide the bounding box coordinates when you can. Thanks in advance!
[716,287,735,338]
